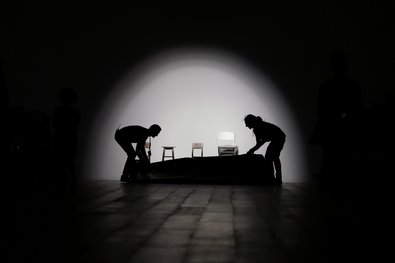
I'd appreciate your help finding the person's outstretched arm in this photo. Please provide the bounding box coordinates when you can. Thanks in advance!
[247,137,265,154]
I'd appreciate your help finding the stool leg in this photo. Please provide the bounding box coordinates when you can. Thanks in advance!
[162,149,165,161]
[172,148,174,160]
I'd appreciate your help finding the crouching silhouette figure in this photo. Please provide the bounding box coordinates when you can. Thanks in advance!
[244,114,286,185]
[115,124,161,182]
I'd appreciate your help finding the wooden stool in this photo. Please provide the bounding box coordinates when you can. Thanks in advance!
[162,146,175,161]
[192,143,204,158]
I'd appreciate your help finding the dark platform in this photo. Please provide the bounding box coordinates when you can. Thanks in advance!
[147,154,274,184]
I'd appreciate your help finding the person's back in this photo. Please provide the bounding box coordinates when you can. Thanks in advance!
[116,125,149,143]
[253,120,286,143]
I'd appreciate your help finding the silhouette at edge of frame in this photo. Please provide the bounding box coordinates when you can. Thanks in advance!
[52,88,81,188]
[309,50,363,185]
[114,124,162,183]
[244,114,286,185]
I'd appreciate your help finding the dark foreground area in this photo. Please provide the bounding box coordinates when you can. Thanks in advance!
[4,178,390,263]
[3,152,392,263]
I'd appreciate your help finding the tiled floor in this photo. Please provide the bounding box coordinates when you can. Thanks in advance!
[5,178,388,263]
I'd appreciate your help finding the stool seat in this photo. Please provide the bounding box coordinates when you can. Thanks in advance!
[162,146,175,161]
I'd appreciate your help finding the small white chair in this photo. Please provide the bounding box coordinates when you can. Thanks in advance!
[217,131,239,156]
[191,143,204,158]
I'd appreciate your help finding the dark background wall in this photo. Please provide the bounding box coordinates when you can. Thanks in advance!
[2,1,394,178]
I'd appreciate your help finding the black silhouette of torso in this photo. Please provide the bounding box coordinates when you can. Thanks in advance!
[253,121,286,145]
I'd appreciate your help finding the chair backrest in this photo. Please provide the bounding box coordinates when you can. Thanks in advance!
[192,143,204,149]
[145,137,151,149]
[217,131,235,147]
[192,143,204,158]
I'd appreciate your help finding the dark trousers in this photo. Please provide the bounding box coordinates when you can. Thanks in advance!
[266,137,285,180]
[115,130,137,175]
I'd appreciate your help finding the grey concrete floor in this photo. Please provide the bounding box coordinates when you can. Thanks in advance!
[5,179,388,263]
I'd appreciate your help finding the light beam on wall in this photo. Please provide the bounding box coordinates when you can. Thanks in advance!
[84,47,308,182]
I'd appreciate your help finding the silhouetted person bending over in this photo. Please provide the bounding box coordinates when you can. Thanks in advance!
[115,124,161,182]
[244,114,286,185]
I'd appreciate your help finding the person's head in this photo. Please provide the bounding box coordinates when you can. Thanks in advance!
[149,124,161,137]
[244,114,259,129]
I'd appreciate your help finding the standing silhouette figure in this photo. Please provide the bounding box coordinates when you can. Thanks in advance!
[244,114,286,185]
[52,88,80,187]
[115,124,161,183]
[310,50,363,183]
